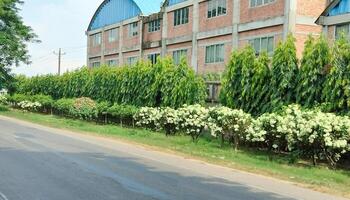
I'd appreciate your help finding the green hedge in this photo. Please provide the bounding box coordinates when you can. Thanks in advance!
[221,34,350,115]
[16,58,206,108]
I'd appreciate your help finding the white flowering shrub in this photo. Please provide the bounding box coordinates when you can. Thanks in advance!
[0,94,7,105]
[18,101,42,112]
[134,107,162,130]
[177,104,209,142]
[208,106,252,149]
[158,107,181,136]
[247,113,286,151]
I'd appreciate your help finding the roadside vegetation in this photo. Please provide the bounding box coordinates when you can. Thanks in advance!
[1,29,350,197]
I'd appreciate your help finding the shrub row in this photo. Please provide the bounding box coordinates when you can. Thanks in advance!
[135,104,350,167]
[4,94,139,126]
[221,35,350,115]
[15,58,207,108]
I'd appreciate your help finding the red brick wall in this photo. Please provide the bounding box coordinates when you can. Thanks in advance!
[122,22,141,49]
[297,0,327,17]
[104,28,119,54]
[197,34,232,74]
[240,0,285,23]
[122,50,140,64]
[238,25,284,48]
[295,25,323,58]
[167,6,193,39]
[143,47,162,60]
[198,0,233,32]
[166,41,193,64]
[143,22,162,42]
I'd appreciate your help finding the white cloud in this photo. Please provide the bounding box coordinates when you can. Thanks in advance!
[13,0,101,76]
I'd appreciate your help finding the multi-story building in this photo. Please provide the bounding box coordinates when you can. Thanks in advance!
[87,0,328,74]
[316,0,350,41]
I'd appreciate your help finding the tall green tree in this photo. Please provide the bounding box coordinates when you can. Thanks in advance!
[296,35,331,107]
[270,34,298,110]
[323,36,350,112]
[0,0,37,89]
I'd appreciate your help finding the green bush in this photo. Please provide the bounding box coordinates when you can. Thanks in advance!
[53,98,74,116]
[0,104,9,112]
[16,58,206,108]
[107,104,139,125]
[70,97,98,120]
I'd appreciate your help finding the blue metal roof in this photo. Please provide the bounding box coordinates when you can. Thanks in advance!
[329,0,350,16]
[88,0,163,31]
[168,0,188,6]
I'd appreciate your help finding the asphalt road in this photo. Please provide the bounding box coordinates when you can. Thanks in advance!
[0,116,347,200]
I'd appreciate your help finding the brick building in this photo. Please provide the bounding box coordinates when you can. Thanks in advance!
[316,0,350,41]
[87,0,328,74]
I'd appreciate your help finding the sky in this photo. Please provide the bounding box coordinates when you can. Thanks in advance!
[14,0,162,76]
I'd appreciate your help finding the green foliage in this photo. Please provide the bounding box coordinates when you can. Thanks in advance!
[17,59,206,108]
[0,104,9,112]
[70,97,98,120]
[107,104,139,123]
[323,36,350,112]
[0,0,38,88]
[270,34,299,110]
[297,35,331,107]
[221,46,271,115]
[53,98,74,116]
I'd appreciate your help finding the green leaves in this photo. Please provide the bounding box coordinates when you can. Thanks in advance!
[16,59,207,108]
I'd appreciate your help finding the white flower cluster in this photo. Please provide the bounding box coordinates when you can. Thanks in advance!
[158,107,181,135]
[177,104,209,139]
[18,101,42,111]
[0,94,7,105]
[247,105,350,165]
[134,107,162,130]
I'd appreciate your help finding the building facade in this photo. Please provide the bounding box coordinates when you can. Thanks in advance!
[316,0,350,41]
[87,0,328,74]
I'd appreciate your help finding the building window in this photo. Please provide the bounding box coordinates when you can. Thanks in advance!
[250,0,275,8]
[205,44,224,63]
[174,7,189,26]
[173,49,187,65]
[91,33,101,47]
[249,36,274,56]
[91,61,100,68]
[148,53,160,64]
[148,19,161,32]
[106,59,118,67]
[208,0,227,18]
[335,23,350,40]
[128,22,138,37]
[126,56,138,66]
[108,28,118,42]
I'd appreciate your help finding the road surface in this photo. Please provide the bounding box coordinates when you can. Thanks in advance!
[0,116,347,200]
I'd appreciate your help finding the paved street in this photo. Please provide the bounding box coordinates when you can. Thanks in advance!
[0,116,347,200]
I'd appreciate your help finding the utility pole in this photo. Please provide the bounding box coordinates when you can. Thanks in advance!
[53,48,66,75]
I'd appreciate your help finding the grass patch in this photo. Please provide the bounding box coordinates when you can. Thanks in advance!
[1,109,349,198]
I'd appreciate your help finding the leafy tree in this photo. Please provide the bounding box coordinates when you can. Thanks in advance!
[269,34,298,110]
[0,0,37,88]
[296,35,330,107]
[323,36,350,112]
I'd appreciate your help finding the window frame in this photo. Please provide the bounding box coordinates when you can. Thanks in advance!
[108,28,118,43]
[91,61,101,68]
[91,33,102,47]
[248,36,275,56]
[249,0,275,8]
[335,23,350,40]
[126,56,138,66]
[207,0,227,19]
[174,7,189,26]
[148,19,161,32]
[205,44,225,64]
[147,53,160,64]
[106,59,118,67]
[172,49,188,65]
[128,22,139,38]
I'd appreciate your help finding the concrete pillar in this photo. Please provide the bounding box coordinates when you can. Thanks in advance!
[283,0,297,39]
[191,0,199,72]
[323,25,329,37]
[101,28,105,64]
[139,18,144,59]
[119,25,124,65]
[86,32,90,67]
[161,10,168,57]
[232,0,240,50]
